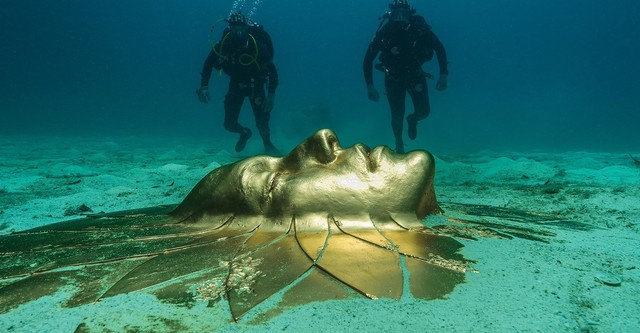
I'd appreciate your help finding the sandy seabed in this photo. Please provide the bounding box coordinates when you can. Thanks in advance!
[0,135,638,333]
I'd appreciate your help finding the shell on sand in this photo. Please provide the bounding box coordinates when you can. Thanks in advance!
[593,271,622,286]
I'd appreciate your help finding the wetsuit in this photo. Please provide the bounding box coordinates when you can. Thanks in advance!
[363,15,448,152]
[200,24,279,151]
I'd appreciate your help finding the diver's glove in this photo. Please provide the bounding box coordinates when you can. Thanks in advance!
[264,93,275,113]
[367,84,380,102]
[436,74,448,91]
[196,86,210,103]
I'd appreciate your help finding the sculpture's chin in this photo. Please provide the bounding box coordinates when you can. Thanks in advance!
[414,179,442,219]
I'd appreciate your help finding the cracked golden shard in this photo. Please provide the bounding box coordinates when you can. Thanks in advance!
[0,129,559,324]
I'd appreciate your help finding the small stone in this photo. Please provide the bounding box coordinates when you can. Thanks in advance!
[63,204,94,216]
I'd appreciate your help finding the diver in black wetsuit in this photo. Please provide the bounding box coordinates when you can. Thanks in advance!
[363,0,448,153]
[196,12,280,154]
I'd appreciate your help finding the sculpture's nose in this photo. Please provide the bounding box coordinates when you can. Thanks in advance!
[309,129,340,164]
[281,129,342,170]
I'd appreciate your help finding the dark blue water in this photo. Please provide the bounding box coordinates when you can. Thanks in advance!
[1,0,639,153]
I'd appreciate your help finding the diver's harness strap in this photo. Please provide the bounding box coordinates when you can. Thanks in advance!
[214,31,261,70]
[209,14,262,71]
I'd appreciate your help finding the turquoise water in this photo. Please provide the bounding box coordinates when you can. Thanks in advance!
[1,0,638,153]
[2,2,640,331]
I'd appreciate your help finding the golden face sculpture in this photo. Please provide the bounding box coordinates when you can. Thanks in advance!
[174,129,441,222]
[0,129,479,325]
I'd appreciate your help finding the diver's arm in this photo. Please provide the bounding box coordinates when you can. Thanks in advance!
[200,49,219,87]
[196,49,219,103]
[263,61,278,113]
[262,29,275,59]
[363,42,379,86]
[431,33,448,75]
[363,42,381,102]
[265,62,278,94]
[431,32,449,91]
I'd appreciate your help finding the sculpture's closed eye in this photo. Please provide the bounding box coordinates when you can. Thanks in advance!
[264,171,282,207]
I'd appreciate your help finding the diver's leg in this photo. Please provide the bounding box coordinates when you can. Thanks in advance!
[406,75,430,140]
[249,85,279,155]
[224,80,252,152]
[385,76,406,153]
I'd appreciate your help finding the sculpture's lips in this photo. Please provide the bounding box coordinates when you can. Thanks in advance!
[369,146,385,171]
[354,144,385,172]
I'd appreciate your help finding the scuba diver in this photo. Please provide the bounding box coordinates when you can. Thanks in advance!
[363,0,448,153]
[196,11,280,154]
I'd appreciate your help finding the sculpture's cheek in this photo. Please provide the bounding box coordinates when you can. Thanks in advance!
[271,176,369,216]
